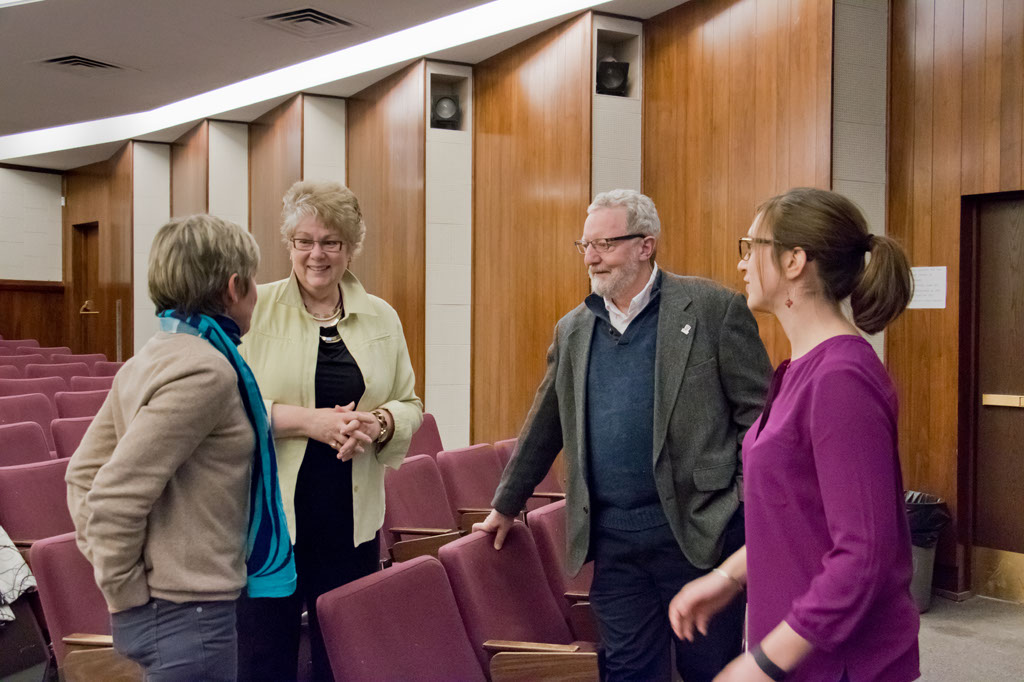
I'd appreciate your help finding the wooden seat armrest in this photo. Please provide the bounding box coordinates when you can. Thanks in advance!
[490,650,599,682]
[388,526,453,539]
[564,591,589,603]
[12,538,34,548]
[483,640,580,653]
[388,531,462,562]
[64,633,114,647]
[529,492,566,500]
[568,602,601,643]
[457,507,492,515]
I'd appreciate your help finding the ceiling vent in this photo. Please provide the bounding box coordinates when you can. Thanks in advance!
[256,8,356,39]
[39,55,125,75]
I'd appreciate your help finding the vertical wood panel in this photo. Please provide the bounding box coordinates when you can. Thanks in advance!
[643,0,833,367]
[250,96,302,283]
[346,61,427,403]
[472,14,593,444]
[0,281,66,347]
[171,121,208,217]
[888,0,1024,592]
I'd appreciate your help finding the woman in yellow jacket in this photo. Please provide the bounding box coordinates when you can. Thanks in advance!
[237,180,423,682]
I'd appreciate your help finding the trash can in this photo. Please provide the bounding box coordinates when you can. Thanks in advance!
[905,491,950,613]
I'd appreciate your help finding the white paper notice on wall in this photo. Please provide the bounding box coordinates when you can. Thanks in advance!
[907,266,947,309]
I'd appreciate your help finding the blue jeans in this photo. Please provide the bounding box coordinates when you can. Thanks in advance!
[111,598,237,681]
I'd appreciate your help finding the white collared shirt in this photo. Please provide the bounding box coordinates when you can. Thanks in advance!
[604,264,659,334]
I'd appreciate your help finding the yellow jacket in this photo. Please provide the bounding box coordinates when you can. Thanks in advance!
[240,270,423,545]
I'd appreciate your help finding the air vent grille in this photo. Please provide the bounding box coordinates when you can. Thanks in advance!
[42,55,121,70]
[257,8,355,38]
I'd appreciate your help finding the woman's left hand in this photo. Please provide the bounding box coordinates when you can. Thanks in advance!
[331,403,377,461]
[713,654,772,681]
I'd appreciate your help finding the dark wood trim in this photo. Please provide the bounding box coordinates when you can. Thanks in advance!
[0,280,65,292]
[0,162,63,175]
[957,194,981,592]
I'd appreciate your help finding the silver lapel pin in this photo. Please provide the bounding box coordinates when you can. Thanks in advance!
[681,324,691,335]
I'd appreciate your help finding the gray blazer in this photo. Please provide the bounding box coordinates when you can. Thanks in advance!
[492,271,772,574]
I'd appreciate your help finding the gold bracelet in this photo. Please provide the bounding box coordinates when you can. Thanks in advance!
[711,567,745,591]
[372,409,390,444]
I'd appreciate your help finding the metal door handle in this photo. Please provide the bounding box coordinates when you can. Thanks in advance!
[79,299,99,315]
[981,394,1024,408]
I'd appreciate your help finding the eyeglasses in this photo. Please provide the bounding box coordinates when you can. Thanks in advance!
[574,234,644,255]
[738,237,779,261]
[291,238,344,253]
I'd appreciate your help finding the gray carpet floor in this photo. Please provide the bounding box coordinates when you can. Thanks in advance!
[919,596,1024,681]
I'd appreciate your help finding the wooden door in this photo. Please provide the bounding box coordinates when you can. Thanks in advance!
[974,195,1024,554]
[71,221,101,354]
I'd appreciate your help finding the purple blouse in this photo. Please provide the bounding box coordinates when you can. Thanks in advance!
[743,335,920,681]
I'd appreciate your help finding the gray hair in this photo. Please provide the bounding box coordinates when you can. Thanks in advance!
[280,180,366,258]
[587,189,661,238]
[148,214,260,316]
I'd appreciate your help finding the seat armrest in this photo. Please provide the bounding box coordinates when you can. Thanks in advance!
[64,633,114,648]
[388,531,462,562]
[489,650,599,682]
[564,590,589,603]
[483,640,580,653]
[529,492,566,501]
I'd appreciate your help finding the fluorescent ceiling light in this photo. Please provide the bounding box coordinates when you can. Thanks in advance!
[0,0,45,8]
[0,0,606,160]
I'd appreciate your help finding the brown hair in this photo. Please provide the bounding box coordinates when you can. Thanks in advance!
[755,187,912,334]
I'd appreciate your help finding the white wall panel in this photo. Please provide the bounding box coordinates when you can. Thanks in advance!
[208,120,249,229]
[302,96,346,184]
[132,142,170,352]
[0,168,62,281]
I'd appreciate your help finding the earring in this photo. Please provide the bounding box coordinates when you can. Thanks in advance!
[785,292,793,308]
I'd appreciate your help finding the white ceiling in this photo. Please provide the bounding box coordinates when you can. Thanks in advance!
[0,0,684,169]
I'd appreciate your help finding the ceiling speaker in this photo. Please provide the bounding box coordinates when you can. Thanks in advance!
[596,61,629,97]
[431,94,461,130]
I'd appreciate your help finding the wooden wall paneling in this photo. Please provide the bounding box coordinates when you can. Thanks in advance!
[642,0,833,367]
[0,281,66,346]
[250,95,303,283]
[346,61,427,402]
[472,13,593,444]
[171,120,209,217]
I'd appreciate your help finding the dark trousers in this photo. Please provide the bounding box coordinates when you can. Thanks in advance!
[112,598,237,682]
[588,509,746,682]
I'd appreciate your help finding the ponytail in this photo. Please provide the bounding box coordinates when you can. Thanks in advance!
[850,234,913,334]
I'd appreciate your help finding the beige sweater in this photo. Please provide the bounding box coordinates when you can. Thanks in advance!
[66,332,254,612]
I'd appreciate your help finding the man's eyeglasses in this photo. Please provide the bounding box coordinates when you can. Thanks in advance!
[291,238,344,253]
[738,237,778,261]
[574,234,644,255]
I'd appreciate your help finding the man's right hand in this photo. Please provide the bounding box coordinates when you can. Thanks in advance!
[472,509,516,549]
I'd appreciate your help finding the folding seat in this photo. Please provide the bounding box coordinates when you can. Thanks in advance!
[495,437,517,468]
[0,421,53,465]
[92,361,124,377]
[0,365,18,378]
[438,524,598,676]
[70,375,115,391]
[51,417,93,460]
[0,393,58,450]
[26,362,91,383]
[0,353,46,376]
[0,338,39,349]
[436,444,504,531]
[0,376,68,409]
[496,438,565,512]
[55,389,109,419]
[407,412,443,458]
[18,345,72,358]
[382,454,461,561]
[51,353,107,373]
[31,532,143,680]
[0,458,73,547]
[527,499,599,641]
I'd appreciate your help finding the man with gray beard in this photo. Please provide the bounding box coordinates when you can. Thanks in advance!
[475,189,771,681]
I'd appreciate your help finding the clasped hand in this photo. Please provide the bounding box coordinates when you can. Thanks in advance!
[311,402,378,461]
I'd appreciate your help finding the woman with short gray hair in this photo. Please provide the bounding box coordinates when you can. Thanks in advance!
[67,214,295,682]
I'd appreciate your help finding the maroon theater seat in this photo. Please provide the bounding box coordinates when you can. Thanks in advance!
[0,365,18,379]
[436,444,504,527]
[51,417,93,460]
[494,438,517,468]
[0,354,46,376]
[26,362,91,383]
[0,393,58,450]
[382,454,460,560]
[407,412,444,458]
[0,421,53,466]
[438,524,584,672]
[18,345,72,358]
[0,376,68,409]
[55,389,108,419]
[70,375,115,391]
[92,361,124,377]
[50,353,107,372]
[0,339,40,349]
[317,556,486,682]
[0,457,73,544]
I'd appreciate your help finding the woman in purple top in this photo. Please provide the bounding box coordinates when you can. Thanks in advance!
[668,188,920,681]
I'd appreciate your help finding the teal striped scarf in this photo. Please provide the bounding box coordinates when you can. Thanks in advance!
[158,310,296,598]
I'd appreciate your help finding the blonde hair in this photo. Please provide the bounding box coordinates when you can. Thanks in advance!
[148,214,260,316]
[755,188,912,334]
[280,180,366,258]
